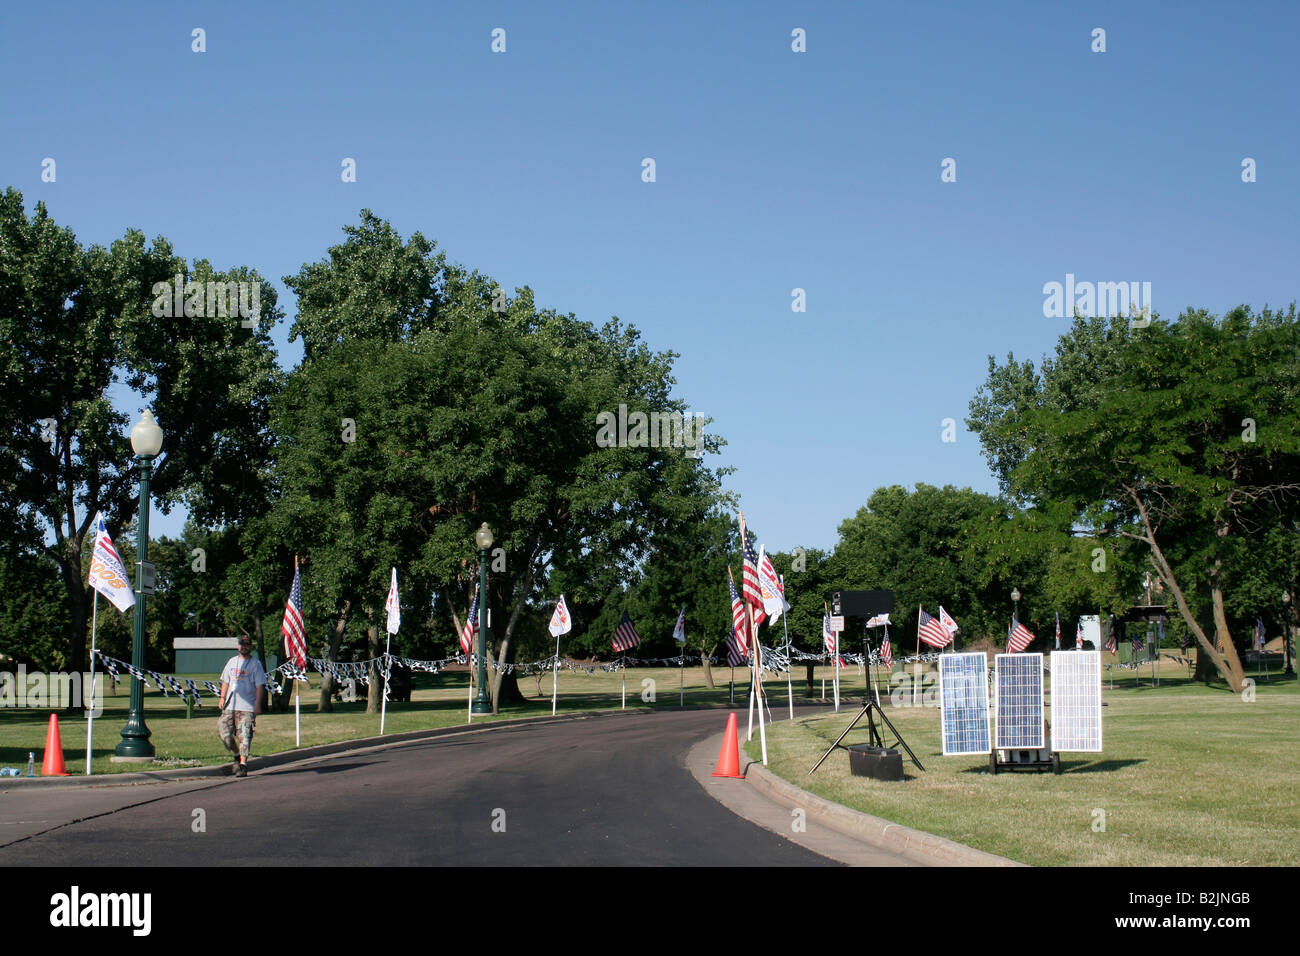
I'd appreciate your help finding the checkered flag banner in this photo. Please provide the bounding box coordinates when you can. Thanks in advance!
[94,650,120,681]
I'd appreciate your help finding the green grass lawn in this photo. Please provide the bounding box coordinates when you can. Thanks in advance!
[744,660,1300,866]
[0,662,827,775]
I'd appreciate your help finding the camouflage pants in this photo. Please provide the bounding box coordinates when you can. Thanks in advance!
[218,710,256,761]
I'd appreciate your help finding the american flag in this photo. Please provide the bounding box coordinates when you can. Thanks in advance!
[1181,628,1191,652]
[880,629,893,669]
[739,512,763,610]
[1158,616,1166,648]
[1076,620,1083,650]
[726,629,748,667]
[281,566,307,669]
[1131,626,1144,653]
[918,609,952,648]
[1254,617,1265,649]
[1055,612,1061,650]
[822,611,836,656]
[612,610,641,653]
[728,567,749,654]
[1106,629,1117,655]
[1007,617,1035,653]
[460,587,479,655]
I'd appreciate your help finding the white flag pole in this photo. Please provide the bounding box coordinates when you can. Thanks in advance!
[833,628,840,713]
[781,575,793,721]
[914,604,923,707]
[753,613,767,766]
[621,659,626,710]
[747,670,755,740]
[295,679,301,748]
[551,630,560,717]
[380,632,391,735]
[86,591,99,774]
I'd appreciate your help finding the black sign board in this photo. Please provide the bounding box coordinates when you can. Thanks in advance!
[831,590,895,619]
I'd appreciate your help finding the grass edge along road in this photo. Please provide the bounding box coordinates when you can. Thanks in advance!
[744,664,1300,867]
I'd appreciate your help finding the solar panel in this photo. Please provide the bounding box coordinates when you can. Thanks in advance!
[995,653,1044,750]
[939,652,991,756]
[1050,650,1103,752]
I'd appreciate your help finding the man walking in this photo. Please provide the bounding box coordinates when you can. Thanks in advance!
[218,638,268,777]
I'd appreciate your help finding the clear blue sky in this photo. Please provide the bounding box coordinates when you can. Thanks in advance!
[4,1,1297,551]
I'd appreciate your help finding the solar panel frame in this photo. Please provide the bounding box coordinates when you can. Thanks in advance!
[994,653,1045,750]
[1050,650,1103,752]
[939,652,992,756]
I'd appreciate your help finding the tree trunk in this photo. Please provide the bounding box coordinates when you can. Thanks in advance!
[805,662,816,697]
[701,643,716,689]
[364,609,381,714]
[62,551,88,713]
[490,554,537,714]
[1208,557,1246,689]
[317,599,351,712]
[1192,610,1217,682]
[254,610,267,676]
[1126,487,1245,693]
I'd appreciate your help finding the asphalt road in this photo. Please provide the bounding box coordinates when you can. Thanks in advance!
[0,709,839,866]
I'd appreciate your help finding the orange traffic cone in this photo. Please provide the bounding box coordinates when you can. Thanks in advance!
[41,714,69,776]
[711,712,744,779]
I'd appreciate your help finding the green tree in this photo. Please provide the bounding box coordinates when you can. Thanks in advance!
[967,309,1300,691]
[830,484,1001,646]
[0,190,282,684]
[276,213,729,712]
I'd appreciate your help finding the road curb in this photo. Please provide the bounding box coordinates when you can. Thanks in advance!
[695,731,1023,867]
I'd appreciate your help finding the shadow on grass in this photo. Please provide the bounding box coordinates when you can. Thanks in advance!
[1061,758,1145,773]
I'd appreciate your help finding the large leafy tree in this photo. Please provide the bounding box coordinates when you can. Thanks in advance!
[275,212,728,712]
[967,309,1300,691]
[0,189,282,680]
[830,484,1002,644]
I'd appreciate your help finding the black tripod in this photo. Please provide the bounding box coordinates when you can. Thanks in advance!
[808,645,924,775]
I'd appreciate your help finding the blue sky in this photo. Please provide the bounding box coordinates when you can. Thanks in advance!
[4,1,1297,551]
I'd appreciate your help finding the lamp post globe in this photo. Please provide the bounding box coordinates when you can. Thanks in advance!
[115,410,162,760]
[1011,588,1020,619]
[472,524,494,715]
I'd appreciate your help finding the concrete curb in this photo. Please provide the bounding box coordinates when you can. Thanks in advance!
[698,731,1024,867]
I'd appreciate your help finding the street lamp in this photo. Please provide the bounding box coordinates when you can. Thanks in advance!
[1011,588,1021,620]
[472,523,493,715]
[1284,591,1295,677]
[115,410,162,760]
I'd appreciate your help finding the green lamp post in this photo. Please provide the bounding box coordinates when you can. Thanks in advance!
[472,523,494,715]
[115,410,162,759]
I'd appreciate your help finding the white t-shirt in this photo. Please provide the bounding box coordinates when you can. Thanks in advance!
[221,655,268,712]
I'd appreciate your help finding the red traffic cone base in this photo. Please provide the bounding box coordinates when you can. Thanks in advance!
[42,713,69,776]
[711,712,745,778]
